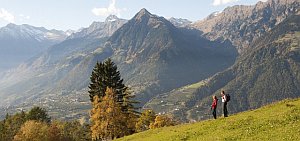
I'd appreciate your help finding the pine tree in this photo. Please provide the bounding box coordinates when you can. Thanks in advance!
[26,107,51,123]
[88,58,127,103]
[88,62,105,102]
[89,59,139,140]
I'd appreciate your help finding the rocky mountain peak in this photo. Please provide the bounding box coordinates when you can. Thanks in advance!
[168,17,192,27]
[89,21,103,29]
[134,8,154,21]
[105,15,119,22]
[193,0,300,53]
[67,15,127,40]
[138,8,151,16]
[205,11,221,20]
[0,23,67,42]
[5,23,17,29]
[129,8,174,29]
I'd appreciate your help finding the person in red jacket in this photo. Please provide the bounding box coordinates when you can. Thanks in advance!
[211,95,218,119]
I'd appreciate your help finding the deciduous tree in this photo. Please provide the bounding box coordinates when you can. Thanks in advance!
[13,120,48,141]
[91,88,137,140]
[135,109,156,132]
[149,114,176,129]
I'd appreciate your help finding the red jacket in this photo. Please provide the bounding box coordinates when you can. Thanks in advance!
[211,98,218,109]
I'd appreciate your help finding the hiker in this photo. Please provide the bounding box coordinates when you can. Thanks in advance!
[211,95,218,119]
[221,90,228,117]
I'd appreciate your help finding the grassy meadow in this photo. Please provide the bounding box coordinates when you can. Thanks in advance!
[117,98,300,141]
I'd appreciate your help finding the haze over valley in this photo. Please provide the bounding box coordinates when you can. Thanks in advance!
[0,0,299,125]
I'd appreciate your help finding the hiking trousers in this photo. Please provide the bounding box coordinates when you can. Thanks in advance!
[223,102,228,117]
[212,108,217,119]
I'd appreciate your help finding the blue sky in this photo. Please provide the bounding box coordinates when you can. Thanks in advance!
[0,0,267,30]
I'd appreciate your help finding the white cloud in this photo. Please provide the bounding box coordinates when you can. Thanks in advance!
[19,14,30,22]
[92,0,123,17]
[0,8,15,23]
[212,0,239,6]
[19,14,30,20]
[259,0,268,2]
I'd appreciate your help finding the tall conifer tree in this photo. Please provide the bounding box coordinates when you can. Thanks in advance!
[88,58,126,102]
[89,59,139,140]
[88,58,138,113]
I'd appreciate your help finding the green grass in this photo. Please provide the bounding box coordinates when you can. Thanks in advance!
[144,80,206,113]
[116,98,300,141]
[275,31,300,51]
[183,81,206,89]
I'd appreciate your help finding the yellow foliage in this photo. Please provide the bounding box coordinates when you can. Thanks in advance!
[149,114,176,129]
[91,87,134,140]
[135,109,155,132]
[13,120,48,141]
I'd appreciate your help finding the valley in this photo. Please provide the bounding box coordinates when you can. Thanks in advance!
[0,0,299,123]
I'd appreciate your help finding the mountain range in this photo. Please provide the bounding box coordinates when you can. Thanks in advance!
[146,9,300,121]
[193,0,299,52]
[0,24,70,72]
[0,0,299,121]
[168,17,192,27]
[0,8,237,119]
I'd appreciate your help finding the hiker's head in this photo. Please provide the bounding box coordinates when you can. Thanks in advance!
[221,90,225,95]
[212,95,217,99]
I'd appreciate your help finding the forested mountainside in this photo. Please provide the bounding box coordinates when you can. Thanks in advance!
[105,8,237,103]
[146,13,300,121]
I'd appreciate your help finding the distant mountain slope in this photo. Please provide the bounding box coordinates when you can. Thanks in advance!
[147,13,300,121]
[45,15,127,63]
[105,8,237,103]
[0,16,126,109]
[168,17,192,27]
[0,24,68,71]
[193,0,300,52]
[67,15,127,40]
[0,9,237,120]
[117,98,300,141]
[39,8,237,104]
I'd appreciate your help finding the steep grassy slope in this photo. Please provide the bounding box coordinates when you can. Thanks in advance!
[117,98,300,141]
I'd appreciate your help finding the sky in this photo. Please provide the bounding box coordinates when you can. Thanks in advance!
[0,0,268,31]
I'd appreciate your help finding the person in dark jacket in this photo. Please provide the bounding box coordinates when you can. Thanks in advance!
[221,90,228,117]
[211,95,218,119]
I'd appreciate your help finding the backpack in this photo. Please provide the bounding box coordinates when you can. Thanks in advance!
[225,94,230,102]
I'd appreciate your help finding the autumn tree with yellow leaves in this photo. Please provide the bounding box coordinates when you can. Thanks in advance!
[135,109,156,132]
[91,88,137,140]
[89,59,139,140]
[13,120,48,141]
[149,114,177,129]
